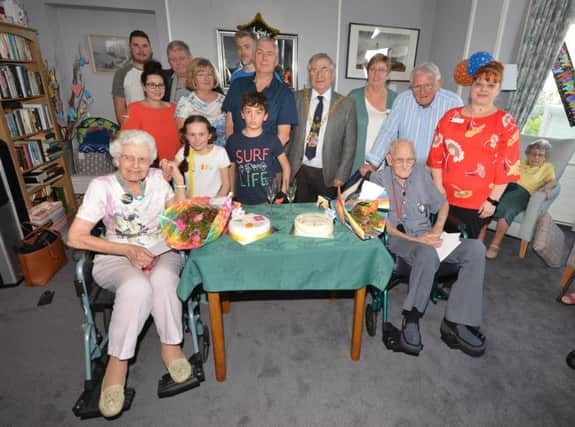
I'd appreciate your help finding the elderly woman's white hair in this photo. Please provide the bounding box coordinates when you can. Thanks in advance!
[109,130,158,163]
[525,138,552,158]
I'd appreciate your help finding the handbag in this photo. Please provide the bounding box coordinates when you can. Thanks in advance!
[17,221,67,286]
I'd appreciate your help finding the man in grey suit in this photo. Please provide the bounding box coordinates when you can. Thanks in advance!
[287,53,357,202]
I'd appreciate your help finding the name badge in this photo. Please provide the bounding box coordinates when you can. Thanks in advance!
[450,117,464,124]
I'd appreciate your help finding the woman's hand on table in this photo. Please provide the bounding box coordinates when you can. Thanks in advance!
[478,200,496,219]
[125,245,156,270]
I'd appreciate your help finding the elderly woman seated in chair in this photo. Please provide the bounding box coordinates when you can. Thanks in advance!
[67,130,188,418]
[482,139,556,259]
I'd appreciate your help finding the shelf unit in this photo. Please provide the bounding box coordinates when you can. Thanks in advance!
[0,22,76,222]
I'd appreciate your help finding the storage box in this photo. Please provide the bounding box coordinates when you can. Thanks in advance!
[29,201,68,239]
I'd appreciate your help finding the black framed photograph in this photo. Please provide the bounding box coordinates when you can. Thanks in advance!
[215,29,298,90]
[345,23,420,81]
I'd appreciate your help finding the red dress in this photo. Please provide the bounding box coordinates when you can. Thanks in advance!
[427,107,520,209]
[122,102,181,161]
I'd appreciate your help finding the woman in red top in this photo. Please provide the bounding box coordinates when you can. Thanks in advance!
[122,61,181,165]
[427,53,520,239]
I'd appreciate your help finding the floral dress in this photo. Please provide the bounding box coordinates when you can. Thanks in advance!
[427,107,520,210]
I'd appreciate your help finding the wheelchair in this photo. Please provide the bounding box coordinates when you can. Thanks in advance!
[71,250,210,419]
[365,218,467,352]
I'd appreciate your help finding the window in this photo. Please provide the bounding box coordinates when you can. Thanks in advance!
[523,22,575,139]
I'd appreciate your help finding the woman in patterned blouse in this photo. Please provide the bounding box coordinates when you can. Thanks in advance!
[427,56,520,239]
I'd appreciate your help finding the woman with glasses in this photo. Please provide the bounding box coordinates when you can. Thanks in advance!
[427,52,520,239]
[175,58,226,147]
[122,60,181,165]
[348,54,397,172]
[484,139,556,258]
[67,130,189,418]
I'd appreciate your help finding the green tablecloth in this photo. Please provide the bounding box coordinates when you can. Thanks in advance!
[178,203,394,301]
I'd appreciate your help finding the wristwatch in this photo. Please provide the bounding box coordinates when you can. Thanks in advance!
[487,197,499,206]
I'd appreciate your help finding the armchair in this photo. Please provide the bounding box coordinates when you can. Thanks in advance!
[489,135,575,258]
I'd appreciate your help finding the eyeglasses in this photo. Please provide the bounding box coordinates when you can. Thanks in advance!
[120,154,151,165]
[145,83,165,89]
[411,83,435,92]
[368,67,388,74]
[391,157,416,166]
[196,73,214,80]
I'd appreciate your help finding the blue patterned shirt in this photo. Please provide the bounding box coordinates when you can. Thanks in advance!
[366,88,463,165]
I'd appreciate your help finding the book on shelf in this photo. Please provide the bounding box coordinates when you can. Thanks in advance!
[0,65,44,99]
[23,162,64,184]
[0,32,32,61]
[4,102,52,137]
[14,139,46,169]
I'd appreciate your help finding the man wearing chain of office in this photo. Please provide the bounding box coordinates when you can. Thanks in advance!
[287,53,357,202]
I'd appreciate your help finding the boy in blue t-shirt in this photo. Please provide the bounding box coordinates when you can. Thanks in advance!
[226,92,290,204]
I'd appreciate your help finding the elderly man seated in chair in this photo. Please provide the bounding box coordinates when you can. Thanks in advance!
[370,139,486,357]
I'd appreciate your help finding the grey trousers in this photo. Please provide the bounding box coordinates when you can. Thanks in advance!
[388,236,486,327]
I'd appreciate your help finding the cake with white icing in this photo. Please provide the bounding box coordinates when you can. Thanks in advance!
[294,212,334,239]
[228,213,271,245]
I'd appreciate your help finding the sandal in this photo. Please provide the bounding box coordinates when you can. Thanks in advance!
[167,358,192,383]
[486,245,500,259]
[560,292,575,305]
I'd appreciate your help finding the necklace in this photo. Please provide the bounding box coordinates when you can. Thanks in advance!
[116,173,145,204]
[303,88,345,130]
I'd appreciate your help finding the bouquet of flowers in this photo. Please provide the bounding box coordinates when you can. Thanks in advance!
[333,173,388,240]
[159,195,233,250]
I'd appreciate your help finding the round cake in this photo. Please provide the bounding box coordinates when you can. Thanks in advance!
[228,213,271,245]
[294,212,334,239]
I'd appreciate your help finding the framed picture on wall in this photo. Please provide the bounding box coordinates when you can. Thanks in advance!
[88,35,130,73]
[345,23,419,81]
[215,29,298,90]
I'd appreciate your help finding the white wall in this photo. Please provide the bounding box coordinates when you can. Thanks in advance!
[167,0,339,91]
[25,0,169,123]
[23,0,530,121]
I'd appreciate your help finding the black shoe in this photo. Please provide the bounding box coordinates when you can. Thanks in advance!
[398,318,423,356]
[440,319,486,357]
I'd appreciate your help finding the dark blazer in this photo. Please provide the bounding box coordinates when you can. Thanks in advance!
[287,89,357,186]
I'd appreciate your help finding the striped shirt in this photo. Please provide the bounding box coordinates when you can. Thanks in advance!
[366,88,463,165]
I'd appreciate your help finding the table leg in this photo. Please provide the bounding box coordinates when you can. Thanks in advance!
[221,293,231,314]
[351,287,366,361]
[207,292,226,381]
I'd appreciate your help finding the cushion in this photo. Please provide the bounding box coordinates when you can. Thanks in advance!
[520,135,575,179]
[532,212,565,268]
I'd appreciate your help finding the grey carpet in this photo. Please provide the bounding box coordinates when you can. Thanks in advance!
[1,231,574,427]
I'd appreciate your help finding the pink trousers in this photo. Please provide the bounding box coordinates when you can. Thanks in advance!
[93,251,183,360]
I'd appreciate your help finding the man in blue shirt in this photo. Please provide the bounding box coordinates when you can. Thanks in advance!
[360,63,462,175]
[229,31,256,83]
[223,38,297,146]
[370,139,486,357]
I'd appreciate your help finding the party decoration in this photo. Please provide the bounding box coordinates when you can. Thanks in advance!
[454,59,473,86]
[160,195,233,250]
[552,42,575,127]
[466,51,494,77]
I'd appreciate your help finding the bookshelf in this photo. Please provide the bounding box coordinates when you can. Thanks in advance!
[0,22,76,222]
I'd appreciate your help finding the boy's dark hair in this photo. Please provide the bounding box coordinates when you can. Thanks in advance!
[241,91,268,114]
[140,60,166,86]
[129,30,150,44]
[178,115,217,175]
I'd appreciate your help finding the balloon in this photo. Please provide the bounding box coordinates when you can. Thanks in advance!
[467,51,494,77]
[454,59,473,86]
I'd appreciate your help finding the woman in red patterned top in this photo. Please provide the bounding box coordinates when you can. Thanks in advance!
[427,55,520,239]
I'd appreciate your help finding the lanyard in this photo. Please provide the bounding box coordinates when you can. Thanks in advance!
[116,173,145,204]
[187,149,194,198]
[391,179,406,222]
